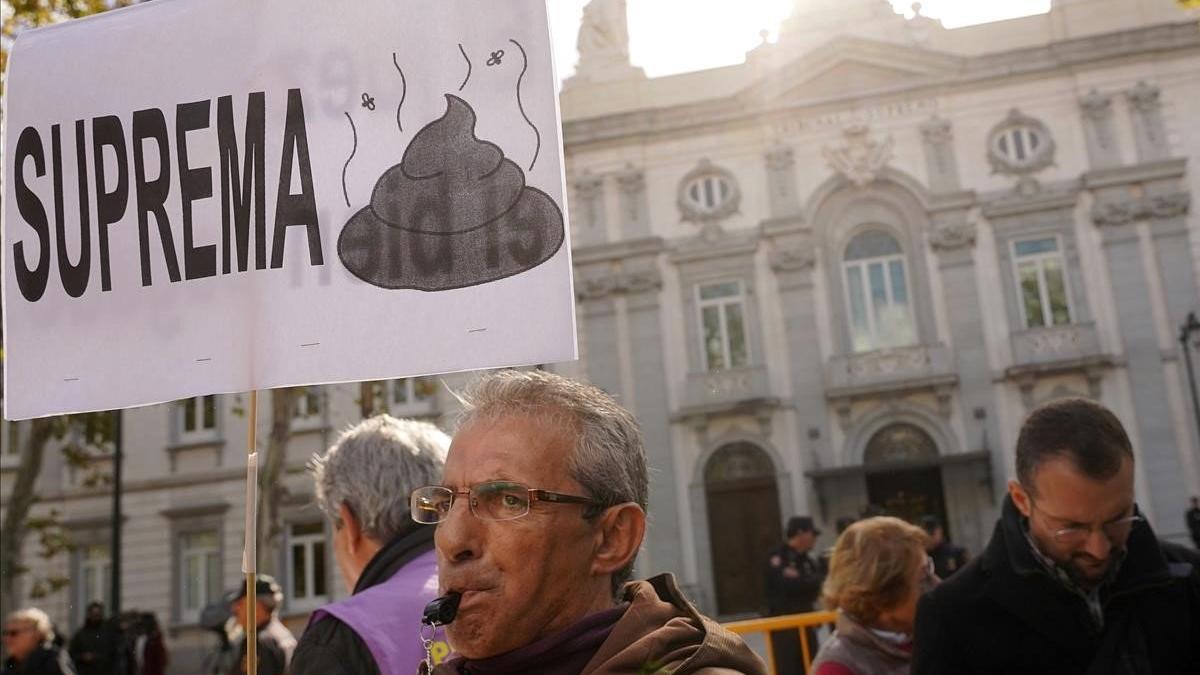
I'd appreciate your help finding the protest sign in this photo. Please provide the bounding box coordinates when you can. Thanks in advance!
[2,0,576,420]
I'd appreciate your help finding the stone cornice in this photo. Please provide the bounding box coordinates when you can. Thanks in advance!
[981,184,1079,219]
[1082,158,1187,189]
[562,22,1200,148]
[575,268,664,301]
[1092,192,1190,227]
[573,236,665,265]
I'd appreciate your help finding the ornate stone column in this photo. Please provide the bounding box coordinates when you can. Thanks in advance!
[616,163,650,239]
[765,145,801,219]
[920,117,961,194]
[1126,81,1168,163]
[1079,89,1121,169]
[572,171,608,247]
[1087,159,1194,529]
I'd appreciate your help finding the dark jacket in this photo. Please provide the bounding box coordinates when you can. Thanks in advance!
[764,543,825,615]
[913,496,1200,675]
[228,618,295,675]
[67,621,115,675]
[291,526,435,675]
[4,642,77,675]
[927,541,968,579]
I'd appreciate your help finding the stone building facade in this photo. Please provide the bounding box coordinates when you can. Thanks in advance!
[2,0,1200,671]
[558,0,1200,616]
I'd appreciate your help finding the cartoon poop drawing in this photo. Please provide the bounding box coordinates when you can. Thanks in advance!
[338,94,565,291]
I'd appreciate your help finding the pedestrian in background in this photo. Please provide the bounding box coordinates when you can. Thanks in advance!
[134,613,167,675]
[228,576,295,675]
[1186,496,1200,550]
[919,515,968,578]
[4,608,76,675]
[68,603,115,675]
[764,516,826,675]
[811,517,937,675]
[294,415,450,675]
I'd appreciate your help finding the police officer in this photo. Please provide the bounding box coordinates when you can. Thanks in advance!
[764,516,826,675]
[920,515,969,579]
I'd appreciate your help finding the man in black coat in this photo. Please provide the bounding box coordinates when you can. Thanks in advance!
[919,515,969,579]
[1187,496,1200,550]
[67,604,115,675]
[914,398,1200,675]
[292,416,451,675]
[764,515,826,675]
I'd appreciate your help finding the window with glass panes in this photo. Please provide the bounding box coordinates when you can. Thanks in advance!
[842,231,916,352]
[292,387,324,430]
[683,175,733,215]
[696,280,749,372]
[179,531,221,622]
[177,395,218,442]
[288,522,328,608]
[1013,237,1071,328]
[389,377,438,416]
[77,545,110,617]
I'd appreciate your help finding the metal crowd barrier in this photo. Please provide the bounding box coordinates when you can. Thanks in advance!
[723,610,839,674]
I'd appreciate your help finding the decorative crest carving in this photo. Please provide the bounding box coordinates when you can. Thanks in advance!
[823,125,894,188]
[575,269,663,301]
[1126,81,1161,113]
[1091,192,1190,227]
[769,246,816,273]
[573,171,604,199]
[615,164,645,194]
[766,145,795,171]
[929,223,976,252]
[1079,89,1112,121]
[920,116,953,146]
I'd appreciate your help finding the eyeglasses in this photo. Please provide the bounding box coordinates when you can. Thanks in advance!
[410,481,605,524]
[1029,499,1144,546]
[3,628,30,637]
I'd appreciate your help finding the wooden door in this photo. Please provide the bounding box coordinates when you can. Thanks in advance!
[707,475,782,616]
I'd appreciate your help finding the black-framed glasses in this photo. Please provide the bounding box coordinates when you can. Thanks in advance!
[1029,499,1144,546]
[410,481,605,524]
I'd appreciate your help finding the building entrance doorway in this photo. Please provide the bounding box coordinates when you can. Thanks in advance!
[862,423,951,534]
[704,442,781,616]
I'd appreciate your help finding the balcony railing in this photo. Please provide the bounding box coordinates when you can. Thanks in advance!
[679,365,773,414]
[1010,322,1103,368]
[825,343,956,396]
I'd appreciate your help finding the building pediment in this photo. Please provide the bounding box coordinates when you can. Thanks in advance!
[745,37,964,107]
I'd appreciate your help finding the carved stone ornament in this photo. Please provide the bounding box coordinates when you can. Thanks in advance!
[766,145,795,171]
[769,246,816,272]
[1126,81,1161,113]
[920,116,953,146]
[615,164,645,194]
[677,158,742,223]
[929,223,976,252]
[1092,193,1190,226]
[1079,89,1112,121]
[573,171,604,200]
[986,108,1056,176]
[575,269,663,301]
[1147,192,1190,219]
[823,125,895,188]
[845,345,932,378]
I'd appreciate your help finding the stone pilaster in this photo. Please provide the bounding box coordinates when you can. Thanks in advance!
[572,172,608,247]
[1126,82,1168,163]
[616,164,650,239]
[765,145,801,219]
[920,116,961,194]
[1079,89,1121,169]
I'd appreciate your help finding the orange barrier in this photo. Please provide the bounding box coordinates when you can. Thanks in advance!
[724,611,838,674]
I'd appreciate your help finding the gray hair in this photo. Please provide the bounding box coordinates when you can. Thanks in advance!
[6,608,54,642]
[310,414,449,542]
[455,369,648,592]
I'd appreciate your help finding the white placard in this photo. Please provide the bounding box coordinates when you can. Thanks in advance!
[2,0,576,420]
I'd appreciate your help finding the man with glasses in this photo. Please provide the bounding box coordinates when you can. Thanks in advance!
[412,369,765,674]
[4,608,75,675]
[913,398,1200,674]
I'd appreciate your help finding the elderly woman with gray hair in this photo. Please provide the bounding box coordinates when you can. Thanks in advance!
[3,608,76,675]
[292,414,450,675]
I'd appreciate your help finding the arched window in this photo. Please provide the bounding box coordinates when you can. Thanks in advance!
[864,423,938,464]
[842,230,916,352]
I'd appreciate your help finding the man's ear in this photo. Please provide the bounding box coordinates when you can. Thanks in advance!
[1008,479,1032,518]
[590,503,646,578]
[339,502,364,551]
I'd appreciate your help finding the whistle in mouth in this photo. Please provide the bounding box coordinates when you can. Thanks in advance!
[422,592,461,627]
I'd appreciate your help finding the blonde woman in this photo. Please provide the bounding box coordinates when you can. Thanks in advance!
[811,517,938,675]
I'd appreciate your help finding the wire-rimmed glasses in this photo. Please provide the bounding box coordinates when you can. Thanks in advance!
[410,481,604,524]
[1029,500,1144,546]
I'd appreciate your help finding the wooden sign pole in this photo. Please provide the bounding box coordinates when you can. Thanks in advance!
[245,391,259,675]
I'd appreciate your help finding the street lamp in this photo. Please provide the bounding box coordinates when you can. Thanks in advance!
[1181,312,1200,443]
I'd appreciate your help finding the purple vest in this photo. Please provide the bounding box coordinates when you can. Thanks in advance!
[308,549,449,675]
